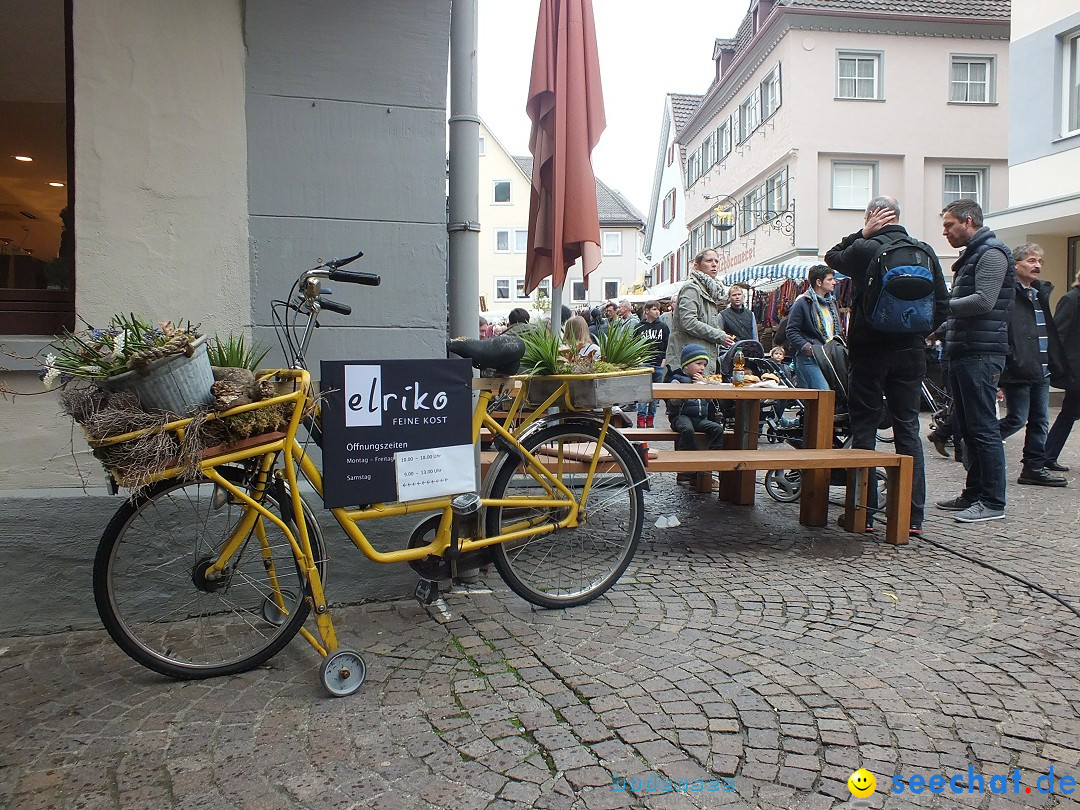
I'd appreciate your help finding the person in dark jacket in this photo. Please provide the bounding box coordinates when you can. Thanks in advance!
[666,344,725,481]
[785,265,842,390]
[717,284,758,342]
[935,199,1015,523]
[635,301,670,428]
[825,195,949,535]
[1044,267,1080,471]
[998,243,1067,486]
[503,308,533,336]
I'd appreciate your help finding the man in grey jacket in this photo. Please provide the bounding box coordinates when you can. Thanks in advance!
[936,199,1015,523]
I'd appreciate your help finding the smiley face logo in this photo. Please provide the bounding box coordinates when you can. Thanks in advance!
[848,768,876,798]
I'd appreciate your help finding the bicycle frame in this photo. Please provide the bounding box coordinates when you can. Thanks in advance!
[92,368,621,657]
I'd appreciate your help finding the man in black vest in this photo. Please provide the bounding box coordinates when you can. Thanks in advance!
[937,199,1015,523]
[998,243,1067,487]
[826,195,949,536]
[717,284,758,343]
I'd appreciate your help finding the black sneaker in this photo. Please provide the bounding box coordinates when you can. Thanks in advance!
[1017,468,1068,487]
[936,496,972,511]
[909,525,923,537]
[1045,460,1070,472]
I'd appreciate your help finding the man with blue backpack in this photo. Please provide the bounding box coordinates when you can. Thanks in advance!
[826,195,949,536]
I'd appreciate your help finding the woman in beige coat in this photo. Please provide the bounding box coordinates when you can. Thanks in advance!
[664,248,736,375]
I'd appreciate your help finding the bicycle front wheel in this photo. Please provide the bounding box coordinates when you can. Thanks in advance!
[93,467,325,679]
[485,421,644,609]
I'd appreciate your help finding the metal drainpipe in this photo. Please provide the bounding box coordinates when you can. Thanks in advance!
[447,0,480,342]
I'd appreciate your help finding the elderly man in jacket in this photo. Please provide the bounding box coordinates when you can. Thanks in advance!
[998,243,1067,487]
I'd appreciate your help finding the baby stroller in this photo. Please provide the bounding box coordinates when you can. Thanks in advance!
[746,338,890,505]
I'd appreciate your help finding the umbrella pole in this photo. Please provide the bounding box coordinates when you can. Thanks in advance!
[550,283,565,337]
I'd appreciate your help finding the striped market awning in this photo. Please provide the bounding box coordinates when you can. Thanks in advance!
[722,260,846,287]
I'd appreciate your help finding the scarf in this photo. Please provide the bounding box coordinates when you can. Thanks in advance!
[690,270,725,304]
[811,292,836,340]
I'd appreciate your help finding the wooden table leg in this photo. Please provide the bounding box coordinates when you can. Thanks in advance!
[799,390,834,527]
[730,400,759,505]
[842,467,869,533]
[884,455,913,545]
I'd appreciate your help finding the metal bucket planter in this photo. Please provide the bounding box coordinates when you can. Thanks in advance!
[523,369,653,410]
[98,335,215,415]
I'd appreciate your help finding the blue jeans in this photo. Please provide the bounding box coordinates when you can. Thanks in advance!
[1045,389,1080,464]
[637,366,666,418]
[950,355,1007,510]
[794,352,830,390]
[849,347,926,528]
[998,380,1050,470]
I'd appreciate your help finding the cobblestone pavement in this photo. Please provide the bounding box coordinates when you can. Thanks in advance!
[3,429,1080,810]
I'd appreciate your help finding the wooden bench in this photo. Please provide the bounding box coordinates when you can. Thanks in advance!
[478,445,912,545]
[647,448,913,545]
[481,426,716,445]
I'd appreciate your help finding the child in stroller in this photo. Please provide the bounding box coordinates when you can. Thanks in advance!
[726,339,889,509]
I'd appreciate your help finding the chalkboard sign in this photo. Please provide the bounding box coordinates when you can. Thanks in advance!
[320,359,475,507]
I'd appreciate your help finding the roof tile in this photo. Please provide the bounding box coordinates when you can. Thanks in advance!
[783,0,1009,17]
[669,93,704,131]
[513,156,644,227]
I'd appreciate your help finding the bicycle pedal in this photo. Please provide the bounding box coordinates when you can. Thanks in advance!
[413,578,440,606]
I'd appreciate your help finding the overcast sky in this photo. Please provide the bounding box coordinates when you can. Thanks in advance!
[476,0,748,216]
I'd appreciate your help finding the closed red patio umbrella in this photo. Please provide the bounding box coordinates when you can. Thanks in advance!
[524,0,606,297]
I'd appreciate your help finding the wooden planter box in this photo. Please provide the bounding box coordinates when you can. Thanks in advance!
[522,369,652,410]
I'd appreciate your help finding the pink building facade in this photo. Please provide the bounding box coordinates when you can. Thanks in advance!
[673,0,1011,283]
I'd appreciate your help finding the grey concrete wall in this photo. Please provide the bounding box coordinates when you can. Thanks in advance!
[1010,8,1080,166]
[244,0,453,369]
[0,490,420,635]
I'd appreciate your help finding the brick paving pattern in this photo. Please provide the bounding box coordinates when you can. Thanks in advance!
[3,429,1080,809]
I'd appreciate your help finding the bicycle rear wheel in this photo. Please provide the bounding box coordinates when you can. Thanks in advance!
[93,466,325,679]
[485,421,644,608]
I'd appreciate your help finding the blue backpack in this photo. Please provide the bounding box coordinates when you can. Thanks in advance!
[863,235,938,333]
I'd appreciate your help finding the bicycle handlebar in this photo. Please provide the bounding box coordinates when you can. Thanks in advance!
[328,268,381,286]
[318,297,352,316]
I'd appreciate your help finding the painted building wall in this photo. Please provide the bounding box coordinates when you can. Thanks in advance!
[0,0,252,491]
[477,122,644,319]
[680,14,1009,278]
[1,0,453,490]
[73,0,250,334]
[984,1,1080,293]
[1005,5,1080,205]
[646,98,691,287]
[477,123,536,316]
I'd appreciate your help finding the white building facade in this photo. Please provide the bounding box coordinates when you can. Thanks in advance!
[674,0,1011,284]
[476,121,645,320]
[986,0,1080,292]
[644,93,702,289]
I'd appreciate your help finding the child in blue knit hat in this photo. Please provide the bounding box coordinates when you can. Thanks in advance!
[666,344,725,474]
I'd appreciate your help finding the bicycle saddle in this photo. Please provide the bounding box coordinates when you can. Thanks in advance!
[448,334,526,376]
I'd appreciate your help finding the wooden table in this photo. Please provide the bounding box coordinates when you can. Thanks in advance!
[651,382,836,526]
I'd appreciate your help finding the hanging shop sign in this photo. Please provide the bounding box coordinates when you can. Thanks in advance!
[319,359,475,507]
